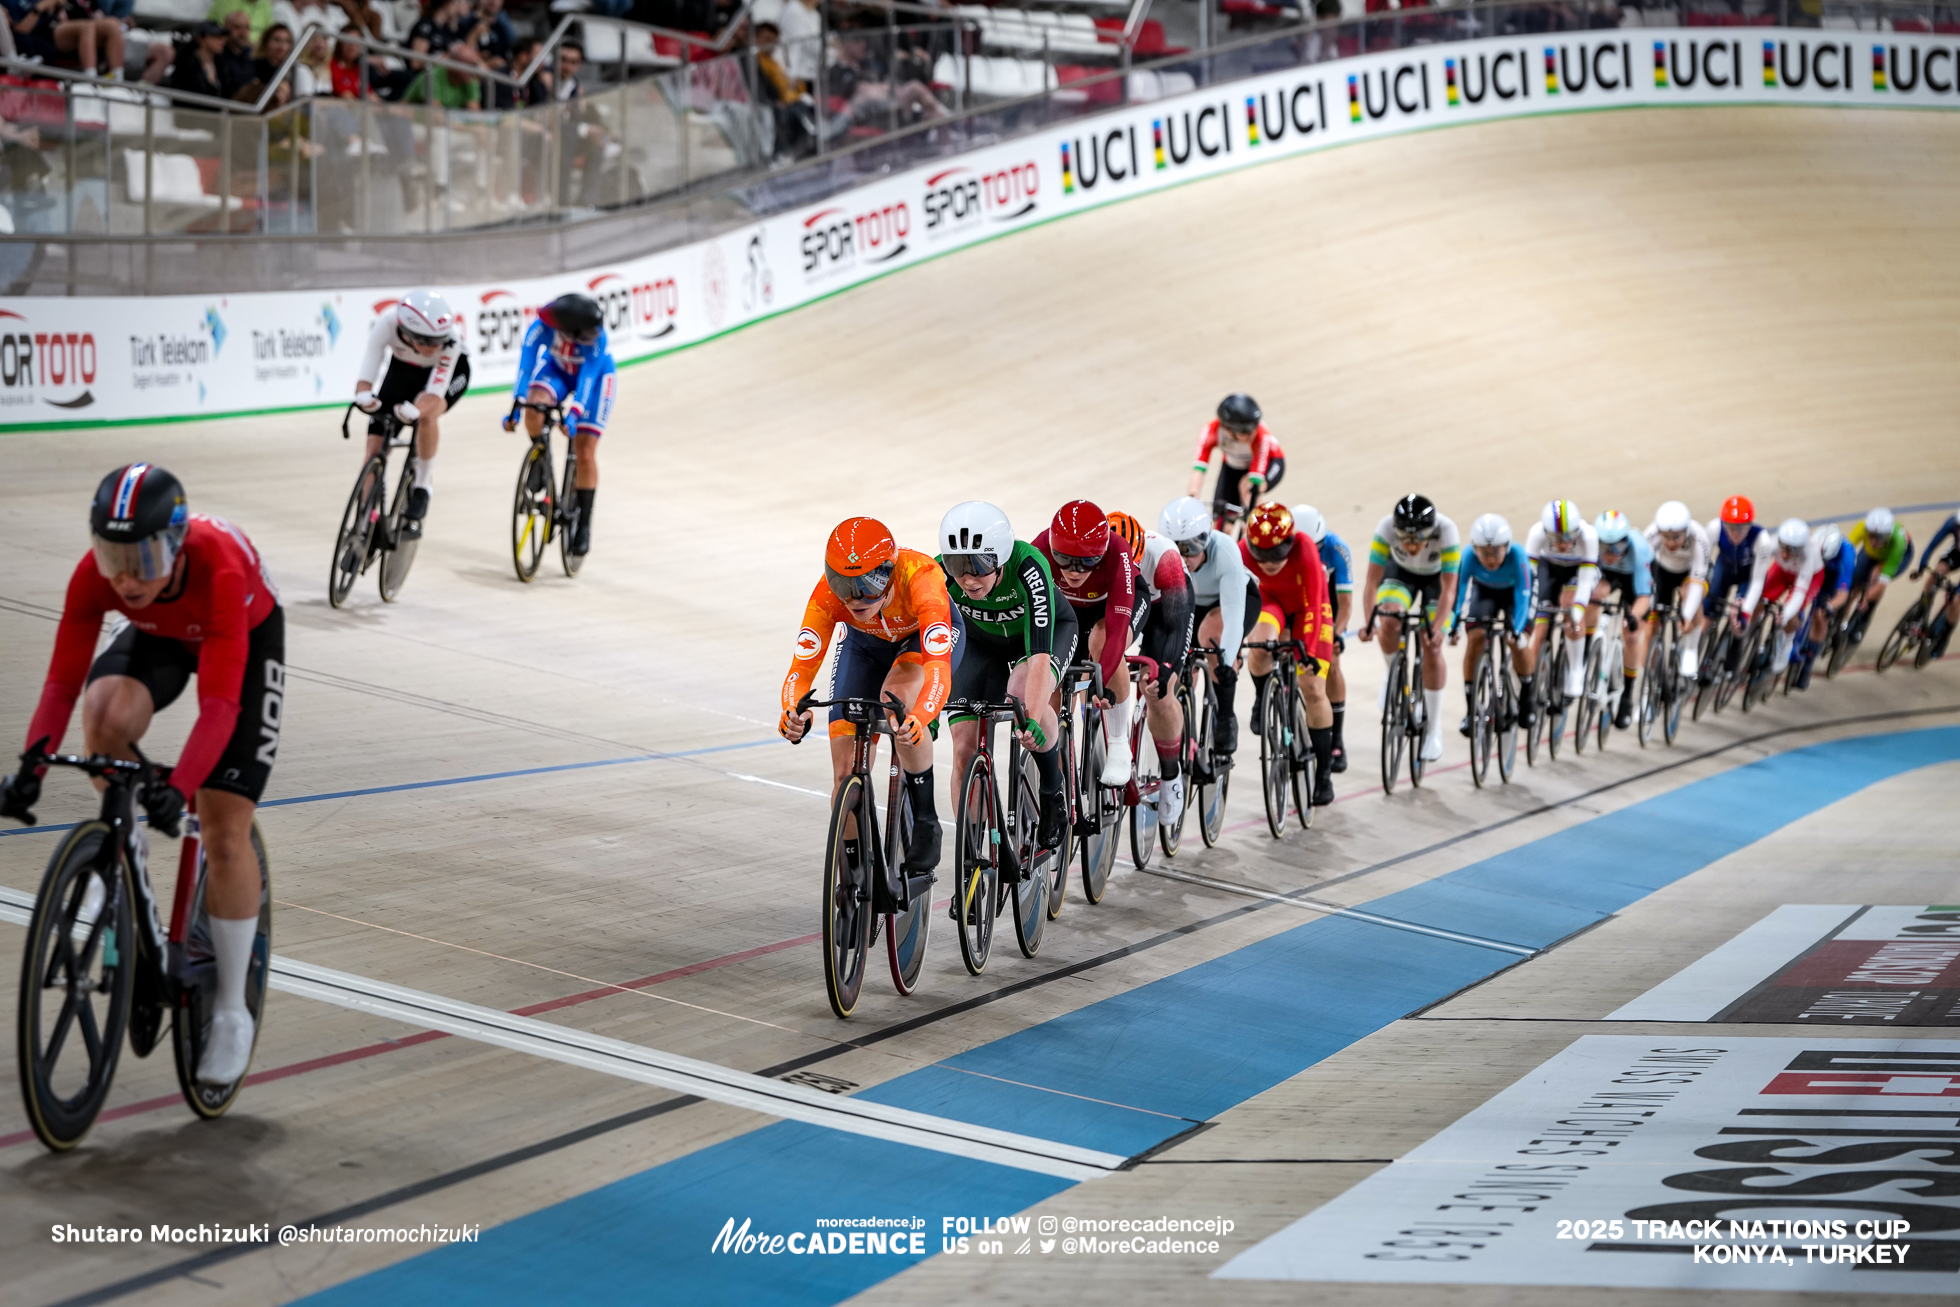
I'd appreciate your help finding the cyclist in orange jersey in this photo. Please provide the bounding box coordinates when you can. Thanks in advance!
[781,517,965,874]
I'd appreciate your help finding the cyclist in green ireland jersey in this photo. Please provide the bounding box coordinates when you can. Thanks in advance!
[938,501,1076,850]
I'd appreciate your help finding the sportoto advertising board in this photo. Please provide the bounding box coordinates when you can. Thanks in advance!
[1217,1036,1960,1292]
[1612,905,1960,1025]
[7,27,1960,427]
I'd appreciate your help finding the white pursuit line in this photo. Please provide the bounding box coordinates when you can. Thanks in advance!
[1139,865,1537,956]
[0,885,1119,1180]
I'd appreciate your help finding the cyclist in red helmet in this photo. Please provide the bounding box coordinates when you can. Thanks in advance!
[1035,500,1138,786]
[781,517,964,874]
[1240,502,1337,805]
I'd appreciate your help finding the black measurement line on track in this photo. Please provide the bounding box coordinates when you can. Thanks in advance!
[1137,1157,1395,1165]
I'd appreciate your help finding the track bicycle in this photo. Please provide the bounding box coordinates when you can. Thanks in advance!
[947,696,1055,971]
[1574,600,1625,755]
[791,691,931,1019]
[1692,596,1739,721]
[1462,608,1521,787]
[1828,585,1877,676]
[1126,655,1168,870]
[1244,638,1314,837]
[1060,659,1121,905]
[1735,604,1782,713]
[509,400,586,582]
[1878,571,1959,672]
[1639,596,1687,747]
[329,403,422,607]
[1175,647,1230,848]
[1371,600,1435,792]
[1527,617,1576,764]
[10,752,272,1152]
[1212,501,1250,540]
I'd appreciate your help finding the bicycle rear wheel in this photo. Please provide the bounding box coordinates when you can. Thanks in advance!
[1009,753,1049,956]
[559,446,584,578]
[172,822,271,1117]
[821,777,874,1017]
[1495,663,1519,782]
[377,469,419,603]
[1639,633,1664,748]
[1129,722,1160,870]
[512,443,552,583]
[1545,645,1570,759]
[952,755,999,976]
[328,456,385,608]
[1159,680,1194,858]
[1044,713,1074,921]
[1469,654,1494,789]
[1737,620,1772,712]
[1194,674,1229,847]
[1826,607,1856,678]
[1380,650,1407,795]
[1692,624,1726,720]
[1573,639,1601,755]
[884,791,930,996]
[16,823,133,1152]
[1876,599,1923,672]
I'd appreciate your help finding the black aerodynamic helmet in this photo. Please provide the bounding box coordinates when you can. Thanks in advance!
[1216,393,1261,432]
[1392,493,1437,535]
[90,462,189,581]
[539,292,604,342]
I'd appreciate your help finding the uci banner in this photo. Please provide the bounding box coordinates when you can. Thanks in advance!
[5,26,1956,429]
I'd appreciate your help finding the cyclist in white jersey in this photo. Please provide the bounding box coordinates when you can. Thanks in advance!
[1643,501,1712,678]
[351,290,471,539]
[1357,493,1461,762]
[1523,500,1599,705]
[1159,496,1255,757]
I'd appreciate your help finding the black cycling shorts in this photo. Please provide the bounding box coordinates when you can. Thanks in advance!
[1138,602,1193,692]
[1531,558,1587,616]
[1214,457,1285,516]
[86,607,285,803]
[1377,557,1442,615]
[948,603,1078,725]
[371,352,472,436]
[1651,564,1695,613]
[828,606,966,738]
[1459,583,1516,630]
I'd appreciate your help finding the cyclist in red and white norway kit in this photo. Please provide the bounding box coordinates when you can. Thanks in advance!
[352,290,471,536]
[1746,518,1824,679]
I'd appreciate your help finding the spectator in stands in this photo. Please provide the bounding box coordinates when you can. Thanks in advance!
[208,0,274,43]
[253,21,294,80]
[402,36,483,108]
[5,0,126,77]
[830,32,945,129]
[504,32,546,106]
[294,26,330,93]
[753,20,814,159]
[326,31,370,95]
[218,7,259,85]
[465,0,512,72]
[552,37,585,100]
[408,0,469,57]
[167,20,251,97]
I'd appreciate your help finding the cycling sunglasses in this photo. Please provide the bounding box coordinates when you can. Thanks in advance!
[1247,540,1293,564]
[398,326,448,351]
[941,552,999,580]
[1175,536,1209,560]
[1220,423,1257,438]
[825,560,895,603]
[1052,551,1101,573]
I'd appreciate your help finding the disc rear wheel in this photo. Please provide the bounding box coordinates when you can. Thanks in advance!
[377,470,418,603]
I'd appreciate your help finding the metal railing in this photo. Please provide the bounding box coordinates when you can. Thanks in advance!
[2,0,1949,286]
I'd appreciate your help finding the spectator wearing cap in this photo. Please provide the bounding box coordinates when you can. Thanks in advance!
[167,20,251,97]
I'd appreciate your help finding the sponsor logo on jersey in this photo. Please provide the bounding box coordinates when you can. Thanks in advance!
[795,627,823,660]
[921,622,954,658]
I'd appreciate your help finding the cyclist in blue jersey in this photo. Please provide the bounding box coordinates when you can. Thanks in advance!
[1159,496,1256,758]
[1591,510,1654,729]
[1449,513,1532,736]
[1910,511,1960,660]
[502,293,618,556]
[1292,505,1353,772]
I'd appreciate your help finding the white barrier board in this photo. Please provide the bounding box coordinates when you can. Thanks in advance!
[5,29,1956,427]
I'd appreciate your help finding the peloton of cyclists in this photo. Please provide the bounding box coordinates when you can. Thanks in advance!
[1909,510,1960,661]
[502,293,617,557]
[0,465,284,1087]
[1186,394,1285,533]
[1523,499,1599,715]
[1357,494,1460,763]
[1035,501,1140,788]
[1645,501,1712,680]
[1590,510,1655,730]
[936,501,1072,852]
[779,517,962,877]
[352,289,471,539]
[1108,511,1194,825]
[1450,513,1533,736]
[1289,505,1354,773]
[1158,496,1257,761]
[1242,503,1339,805]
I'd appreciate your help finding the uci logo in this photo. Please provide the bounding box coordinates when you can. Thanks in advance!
[794,627,822,660]
[921,623,954,658]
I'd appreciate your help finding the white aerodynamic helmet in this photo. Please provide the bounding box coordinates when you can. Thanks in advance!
[938,500,1013,578]
[1158,496,1211,544]
[1289,504,1328,544]
[1776,517,1811,551]
[1815,524,1844,561]
[1469,513,1511,549]
[1653,500,1693,534]
[395,289,459,347]
[1864,507,1895,538]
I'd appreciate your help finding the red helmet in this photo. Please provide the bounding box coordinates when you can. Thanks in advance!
[1245,502,1296,562]
[1720,495,1755,526]
[1049,500,1110,567]
[824,516,897,602]
[1105,510,1146,566]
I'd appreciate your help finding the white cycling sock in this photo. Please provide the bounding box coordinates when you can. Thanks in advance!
[1422,687,1443,740]
[1679,642,1699,679]
[412,457,434,492]
[1104,696,1132,751]
[209,914,258,1017]
[1564,646,1585,696]
[1771,629,1794,674]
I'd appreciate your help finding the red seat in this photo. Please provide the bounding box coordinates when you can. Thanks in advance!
[1056,63,1122,105]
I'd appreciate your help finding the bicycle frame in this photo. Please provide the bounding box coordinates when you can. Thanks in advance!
[955,698,1034,886]
[797,691,912,913]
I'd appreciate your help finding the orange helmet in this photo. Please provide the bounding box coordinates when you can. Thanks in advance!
[824,516,897,601]
[1719,495,1755,526]
[1245,502,1296,561]
[1105,511,1146,566]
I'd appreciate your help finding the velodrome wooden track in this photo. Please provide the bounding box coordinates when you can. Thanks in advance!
[4,103,1960,1306]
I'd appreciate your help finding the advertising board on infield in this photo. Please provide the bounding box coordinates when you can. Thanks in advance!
[7,27,1960,428]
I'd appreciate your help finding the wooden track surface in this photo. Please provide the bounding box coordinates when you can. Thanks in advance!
[2,103,1958,1305]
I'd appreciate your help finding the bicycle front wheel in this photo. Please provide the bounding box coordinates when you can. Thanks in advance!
[1380,650,1407,795]
[377,469,419,603]
[1639,634,1664,749]
[952,754,999,976]
[1545,646,1570,759]
[1573,640,1601,755]
[1495,664,1519,783]
[328,456,385,608]
[1692,625,1725,720]
[512,443,552,583]
[173,821,271,1117]
[1469,655,1494,789]
[17,823,134,1152]
[1079,715,1119,904]
[821,777,874,1017]
[1160,680,1195,859]
[1826,608,1856,678]
[1009,753,1049,957]
[1261,680,1289,837]
[1876,600,1923,672]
